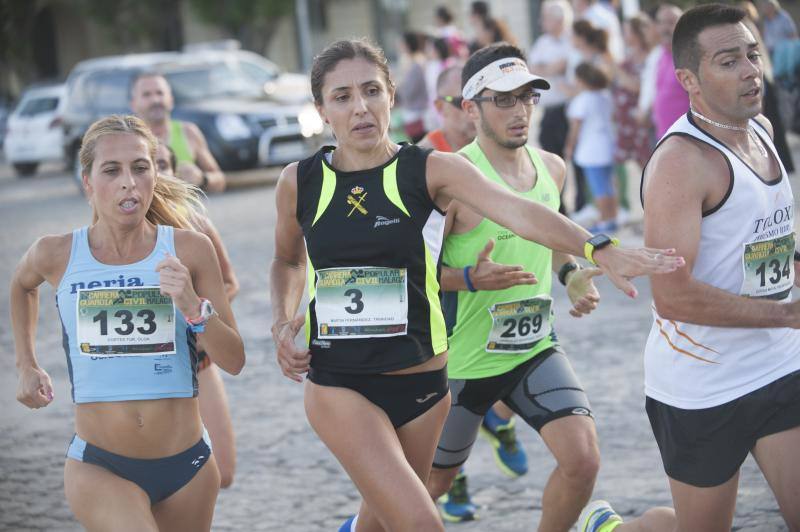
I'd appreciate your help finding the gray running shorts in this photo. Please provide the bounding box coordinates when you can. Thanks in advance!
[433,347,592,469]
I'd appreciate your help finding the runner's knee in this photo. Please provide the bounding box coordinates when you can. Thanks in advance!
[427,466,459,499]
[558,445,600,484]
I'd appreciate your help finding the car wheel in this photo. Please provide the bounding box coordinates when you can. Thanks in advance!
[13,162,39,177]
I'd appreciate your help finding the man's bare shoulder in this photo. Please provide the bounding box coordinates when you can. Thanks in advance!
[535,148,566,189]
[181,121,207,143]
[646,134,728,185]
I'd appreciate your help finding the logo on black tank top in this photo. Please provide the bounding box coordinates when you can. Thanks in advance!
[347,185,368,216]
[374,215,400,228]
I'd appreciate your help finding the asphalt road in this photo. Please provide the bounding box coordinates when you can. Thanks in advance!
[0,161,788,531]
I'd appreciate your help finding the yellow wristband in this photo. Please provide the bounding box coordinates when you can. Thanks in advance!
[584,237,620,265]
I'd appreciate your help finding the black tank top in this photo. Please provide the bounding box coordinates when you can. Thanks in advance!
[296,144,448,373]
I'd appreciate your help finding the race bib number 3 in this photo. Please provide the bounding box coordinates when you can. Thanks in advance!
[486,296,552,353]
[741,233,795,299]
[315,267,408,339]
[76,287,176,356]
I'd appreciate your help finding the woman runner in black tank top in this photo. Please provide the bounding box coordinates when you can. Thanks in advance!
[270,39,683,531]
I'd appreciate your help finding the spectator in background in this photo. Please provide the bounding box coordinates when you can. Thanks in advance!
[434,5,468,58]
[397,31,430,142]
[571,20,615,79]
[636,10,663,134]
[566,62,617,233]
[567,20,614,220]
[474,16,519,52]
[739,0,761,27]
[468,1,492,53]
[760,0,798,55]
[612,14,656,225]
[529,0,574,159]
[652,4,689,138]
[424,37,457,130]
[572,0,624,59]
[614,14,655,170]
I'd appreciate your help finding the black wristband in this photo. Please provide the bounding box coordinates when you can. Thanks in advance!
[558,262,580,286]
[795,250,800,262]
[200,172,209,190]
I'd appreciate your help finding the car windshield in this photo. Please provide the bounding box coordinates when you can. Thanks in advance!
[18,97,59,116]
[165,61,266,101]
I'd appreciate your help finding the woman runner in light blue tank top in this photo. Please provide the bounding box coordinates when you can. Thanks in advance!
[10,115,244,531]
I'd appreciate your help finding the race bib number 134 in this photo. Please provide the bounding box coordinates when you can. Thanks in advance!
[741,233,795,299]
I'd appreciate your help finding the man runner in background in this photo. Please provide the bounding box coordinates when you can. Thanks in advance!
[131,72,226,193]
[427,43,606,532]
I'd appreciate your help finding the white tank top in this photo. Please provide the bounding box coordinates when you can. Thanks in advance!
[642,112,800,409]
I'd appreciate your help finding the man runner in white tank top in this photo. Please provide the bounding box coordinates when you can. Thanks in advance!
[579,4,800,531]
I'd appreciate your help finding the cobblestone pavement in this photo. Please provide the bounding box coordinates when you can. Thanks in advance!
[0,162,789,531]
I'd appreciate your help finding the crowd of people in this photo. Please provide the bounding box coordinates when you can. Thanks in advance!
[9,2,800,532]
[395,0,799,233]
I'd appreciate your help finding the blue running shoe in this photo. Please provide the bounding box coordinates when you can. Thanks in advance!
[438,471,478,522]
[338,515,356,532]
[578,500,623,532]
[480,410,528,477]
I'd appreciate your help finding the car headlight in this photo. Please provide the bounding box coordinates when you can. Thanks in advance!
[298,104,325,138]
[216,114,251,141]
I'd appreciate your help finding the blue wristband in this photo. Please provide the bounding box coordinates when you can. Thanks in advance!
[464,266,477,292]
[189,322,206,334]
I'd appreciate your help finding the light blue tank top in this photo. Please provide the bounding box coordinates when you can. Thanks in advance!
[56,225,198,403]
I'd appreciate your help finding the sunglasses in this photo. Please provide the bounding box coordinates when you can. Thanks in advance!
[438,95,464,108]
[471,91,541,108]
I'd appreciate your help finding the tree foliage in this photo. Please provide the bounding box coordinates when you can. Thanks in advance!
[188,0,294,54]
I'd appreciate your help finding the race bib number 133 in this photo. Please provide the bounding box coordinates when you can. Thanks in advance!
[76,287,176,356]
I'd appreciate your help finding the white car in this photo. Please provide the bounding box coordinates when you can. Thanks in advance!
[3,84,66,177]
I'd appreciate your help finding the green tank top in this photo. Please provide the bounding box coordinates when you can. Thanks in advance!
[442,140,560,379]
[169,120,194,166]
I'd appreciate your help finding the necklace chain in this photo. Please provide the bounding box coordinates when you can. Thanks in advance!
[690,108,768,158]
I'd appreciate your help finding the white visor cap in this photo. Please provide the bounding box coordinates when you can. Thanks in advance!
[462,57,550,100]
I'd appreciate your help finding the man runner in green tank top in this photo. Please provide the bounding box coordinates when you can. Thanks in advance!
[426,43,604,532]
[131,72,226,193]
[420,63,537,523]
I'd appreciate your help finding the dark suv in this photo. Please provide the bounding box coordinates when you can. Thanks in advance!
[62,48,326,184]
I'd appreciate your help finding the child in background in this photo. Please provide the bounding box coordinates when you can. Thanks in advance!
[565,62,617,233]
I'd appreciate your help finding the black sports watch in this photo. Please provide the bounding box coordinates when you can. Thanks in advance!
[584,234,619,265]
[558,262,580,286]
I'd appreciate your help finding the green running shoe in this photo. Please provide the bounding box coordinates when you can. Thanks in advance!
[438,471,478,522]
[479,416,529,477]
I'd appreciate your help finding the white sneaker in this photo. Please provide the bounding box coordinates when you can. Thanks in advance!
[577,500,623,532]
[570,204,599,227]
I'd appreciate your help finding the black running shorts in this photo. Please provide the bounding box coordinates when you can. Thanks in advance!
[646,368,800,487]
